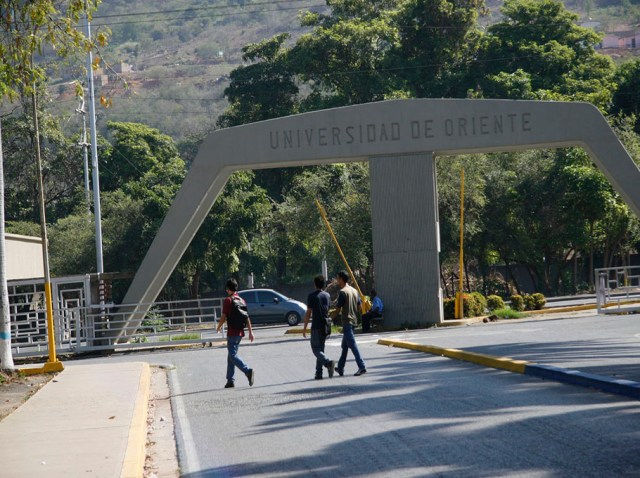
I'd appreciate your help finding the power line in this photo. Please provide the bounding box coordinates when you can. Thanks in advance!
[93,0,321,20]
[91,2,326,28]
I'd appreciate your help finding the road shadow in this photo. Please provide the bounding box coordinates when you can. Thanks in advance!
[181,347,640,478]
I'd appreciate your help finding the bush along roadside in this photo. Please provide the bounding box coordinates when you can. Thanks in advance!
[444,292,545,319]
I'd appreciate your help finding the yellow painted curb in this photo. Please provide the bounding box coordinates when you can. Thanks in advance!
[527,304,596,314]
[377,339,529,374]
[527,299,640,315]
[19,360,64,375]
[285,328,305,335]
[121,362,150,478]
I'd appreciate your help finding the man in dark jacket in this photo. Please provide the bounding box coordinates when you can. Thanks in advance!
[303,275,336,379]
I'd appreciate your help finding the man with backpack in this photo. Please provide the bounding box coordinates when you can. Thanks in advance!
[332,271,367,376]
[216,278,255,388]
[302,275,335,380]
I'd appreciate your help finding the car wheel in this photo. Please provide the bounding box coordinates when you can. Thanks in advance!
[286,312,301,326]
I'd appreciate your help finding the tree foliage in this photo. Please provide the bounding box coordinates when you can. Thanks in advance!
[472,0,615,108]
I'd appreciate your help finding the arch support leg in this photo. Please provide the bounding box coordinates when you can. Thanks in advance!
[370,153,443,328]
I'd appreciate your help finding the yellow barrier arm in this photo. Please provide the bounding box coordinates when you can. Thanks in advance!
[315,200,371,313]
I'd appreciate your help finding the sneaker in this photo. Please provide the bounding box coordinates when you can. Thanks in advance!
[336,367,344,377]
[224,381,235,388]
[327,360,335,378]
[354,368,367,376]
[246,369,255,386]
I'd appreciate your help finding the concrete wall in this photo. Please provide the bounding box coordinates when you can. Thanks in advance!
[370,153,443,325]
[6,233,44,280]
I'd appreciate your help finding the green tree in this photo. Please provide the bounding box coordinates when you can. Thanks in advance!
[102,121,184,192]
[389,0,485,98]
[0,0,103,371]
[436,155,488,296]
[177,171,270,299]
[217,33,298,128]
[291,1,397,107]
[2,99,83,224]
[473,0,615,108]
[612,59,640,133]
[255,163,373,287]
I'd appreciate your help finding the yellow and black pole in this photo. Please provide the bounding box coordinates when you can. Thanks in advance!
[21,89,64,375]
[315,200,371,313]
[455,168,465,320]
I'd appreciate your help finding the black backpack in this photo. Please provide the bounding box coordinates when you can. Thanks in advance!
[227,295,249,329]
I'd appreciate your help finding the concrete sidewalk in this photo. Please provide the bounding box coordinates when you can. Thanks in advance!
[0,362,150,478]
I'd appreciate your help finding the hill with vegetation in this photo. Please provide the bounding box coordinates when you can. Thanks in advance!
[46,0,640,142]
[47,0,322,141]
[3,0,640,303]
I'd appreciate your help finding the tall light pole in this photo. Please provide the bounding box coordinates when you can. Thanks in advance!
[85,9,104,275]
[455,168,465,320]
[76,98,91,221]
[30,88,63,373]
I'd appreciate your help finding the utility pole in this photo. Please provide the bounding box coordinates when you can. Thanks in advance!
[455,168,465,320]
[85,8,104,274]
[76,98,91,221]
[29,88,63,374]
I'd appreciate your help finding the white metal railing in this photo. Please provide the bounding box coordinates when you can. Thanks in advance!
[595,265,640,314]
[10,295,225,358]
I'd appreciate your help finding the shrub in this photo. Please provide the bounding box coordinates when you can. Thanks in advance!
[443,298,455,319]
[487,295,506,311]
[531,293,546,310]
[471,292,487,316]
[523,294,536,311]
[492,308,525,319]
[510,294,525,311]
[444,293,486,319]
[462,293,476,317]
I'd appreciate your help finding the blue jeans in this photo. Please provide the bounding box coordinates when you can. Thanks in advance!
[310,329,331,376]
[226,335,250,382]
[338,324,365,372]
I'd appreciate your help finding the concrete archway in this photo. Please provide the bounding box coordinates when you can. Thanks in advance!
[118,99,640,335]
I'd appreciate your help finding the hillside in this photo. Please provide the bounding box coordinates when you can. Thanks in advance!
[49,0,321,142]
[46,0,640,143]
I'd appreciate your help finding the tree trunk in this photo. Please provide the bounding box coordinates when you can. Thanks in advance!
[440,267,449,297]
[503,258,521,296]
[588,221,594,288]
[464,259,471,292]
[189,270,201,299]
[0,120,15,371]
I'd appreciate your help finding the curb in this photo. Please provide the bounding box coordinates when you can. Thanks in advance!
[121,362,151,478]
[524,364,640,400]
[378,339,640,401]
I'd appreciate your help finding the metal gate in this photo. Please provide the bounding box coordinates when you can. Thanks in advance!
[8,275,224,359]
[595,265,640,314]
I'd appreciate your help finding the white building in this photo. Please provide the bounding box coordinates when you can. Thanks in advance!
[6,233,44,280]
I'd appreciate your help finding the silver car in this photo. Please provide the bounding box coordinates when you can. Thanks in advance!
[237,289,307,326]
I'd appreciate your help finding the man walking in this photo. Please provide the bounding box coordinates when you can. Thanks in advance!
[332,271,367,376]
[302,275,335,380]
[362,288,383,333]
[216,278,255,388]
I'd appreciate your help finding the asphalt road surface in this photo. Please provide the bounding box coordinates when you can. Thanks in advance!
[81,314,640,477]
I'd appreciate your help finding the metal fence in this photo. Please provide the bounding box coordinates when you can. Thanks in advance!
[8,275,226,358]
[595,265,640,314]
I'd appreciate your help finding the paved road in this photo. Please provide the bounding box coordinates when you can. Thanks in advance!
[79,315,640,477]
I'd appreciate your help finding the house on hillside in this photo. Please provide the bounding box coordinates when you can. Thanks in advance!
[113,62,133,74]
[600,29,640,49]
